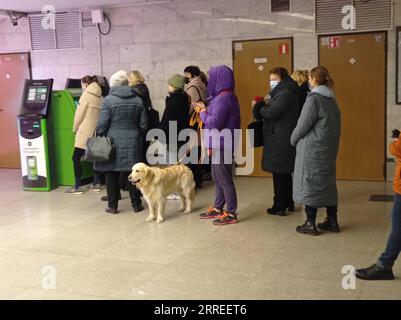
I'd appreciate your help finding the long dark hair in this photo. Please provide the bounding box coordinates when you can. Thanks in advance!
[184,66,201,78]
[200,71,208,86]
[81,75,99,85]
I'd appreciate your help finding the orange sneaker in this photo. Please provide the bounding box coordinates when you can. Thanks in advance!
[200,207,221,220]
[213,211,239,226]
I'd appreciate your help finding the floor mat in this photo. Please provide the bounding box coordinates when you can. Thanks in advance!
[369,195,394,202]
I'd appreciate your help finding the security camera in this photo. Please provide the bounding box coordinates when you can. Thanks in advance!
[7,11,24,26]
[10,16,18,26]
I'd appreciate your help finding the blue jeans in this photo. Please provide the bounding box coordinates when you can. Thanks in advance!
[377,193,401,269]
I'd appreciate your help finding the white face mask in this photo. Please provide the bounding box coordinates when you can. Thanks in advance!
[270,80,279,90]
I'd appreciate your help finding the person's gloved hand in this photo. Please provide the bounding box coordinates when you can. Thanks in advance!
[194,102,206,113]
[392,129,400,139]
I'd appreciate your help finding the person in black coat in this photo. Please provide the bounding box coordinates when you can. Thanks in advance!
[128,70,155,163]
[253,67,299,216]
[129,71,153,112]
[159,74,190,164]
[291,70,310,115]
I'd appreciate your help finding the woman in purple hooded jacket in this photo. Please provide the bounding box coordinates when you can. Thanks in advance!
[197,65,241,226]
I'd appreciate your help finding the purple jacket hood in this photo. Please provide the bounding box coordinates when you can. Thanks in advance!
[207,65,235,99]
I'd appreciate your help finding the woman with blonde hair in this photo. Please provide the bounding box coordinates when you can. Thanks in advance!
[128,70,152,113]
[128,70,158,163]
[291,69,310,115]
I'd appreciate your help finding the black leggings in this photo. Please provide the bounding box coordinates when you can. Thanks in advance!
[105,171,141,209]
[305,205,338,222]
[272,173,294,210]
[187,146,203,187]
[72,147,100,188]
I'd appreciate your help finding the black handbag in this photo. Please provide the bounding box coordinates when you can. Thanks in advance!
[247,120,264,148]
[84,136,115,162]
[149,107,160,131]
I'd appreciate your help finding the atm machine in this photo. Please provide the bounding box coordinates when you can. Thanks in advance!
[48,79,93,186]
[17,79,54,191]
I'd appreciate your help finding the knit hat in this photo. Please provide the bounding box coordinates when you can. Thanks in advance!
[168,74,185,90]
[109,70,128,87]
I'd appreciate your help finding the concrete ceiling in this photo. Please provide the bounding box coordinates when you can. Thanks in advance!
[0,0,172,13]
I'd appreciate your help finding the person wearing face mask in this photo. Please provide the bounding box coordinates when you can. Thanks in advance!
[291,66,341,236]
[252,67,299,216]
[184,66,207,113]
[184,66,208,189]
[65,75,103,195]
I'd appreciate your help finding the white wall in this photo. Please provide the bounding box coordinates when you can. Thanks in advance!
[1,0,401,164]
[0,0,316,114]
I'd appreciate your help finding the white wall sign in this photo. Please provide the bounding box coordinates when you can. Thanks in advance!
[254,58,268,64]
[235,43,243,51]
[321,38,330,46]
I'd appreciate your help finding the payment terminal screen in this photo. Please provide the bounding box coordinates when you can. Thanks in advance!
[27,86,48,103]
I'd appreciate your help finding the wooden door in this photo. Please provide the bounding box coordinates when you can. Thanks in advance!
[233,38,293,177]
[319,33,386,181]
[0,53,31,168]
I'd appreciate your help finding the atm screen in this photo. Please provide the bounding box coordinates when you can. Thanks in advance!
[26,86,48,103]
[19,79,53,117]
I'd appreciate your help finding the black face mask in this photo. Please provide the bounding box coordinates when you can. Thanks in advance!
[185,77,191,84]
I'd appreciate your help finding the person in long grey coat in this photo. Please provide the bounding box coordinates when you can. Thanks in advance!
[253,67,299,216]
[291,66,341,236]
[95,70,149,214]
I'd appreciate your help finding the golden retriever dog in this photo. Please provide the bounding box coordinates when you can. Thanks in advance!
[128,163,196,223]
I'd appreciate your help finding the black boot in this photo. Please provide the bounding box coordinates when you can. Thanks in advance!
[296,221,319,236]
[267,204,295,215]
[101,194,122,201]
[105,207,119,214]
[355,264,395,281]
[318,217,340,233]
[133,204,144,213]
[296,206,319,236]
[267,207,287,216]
[318,206,340,233]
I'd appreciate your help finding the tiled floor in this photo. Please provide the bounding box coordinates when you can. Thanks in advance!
[0,168,400,300]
